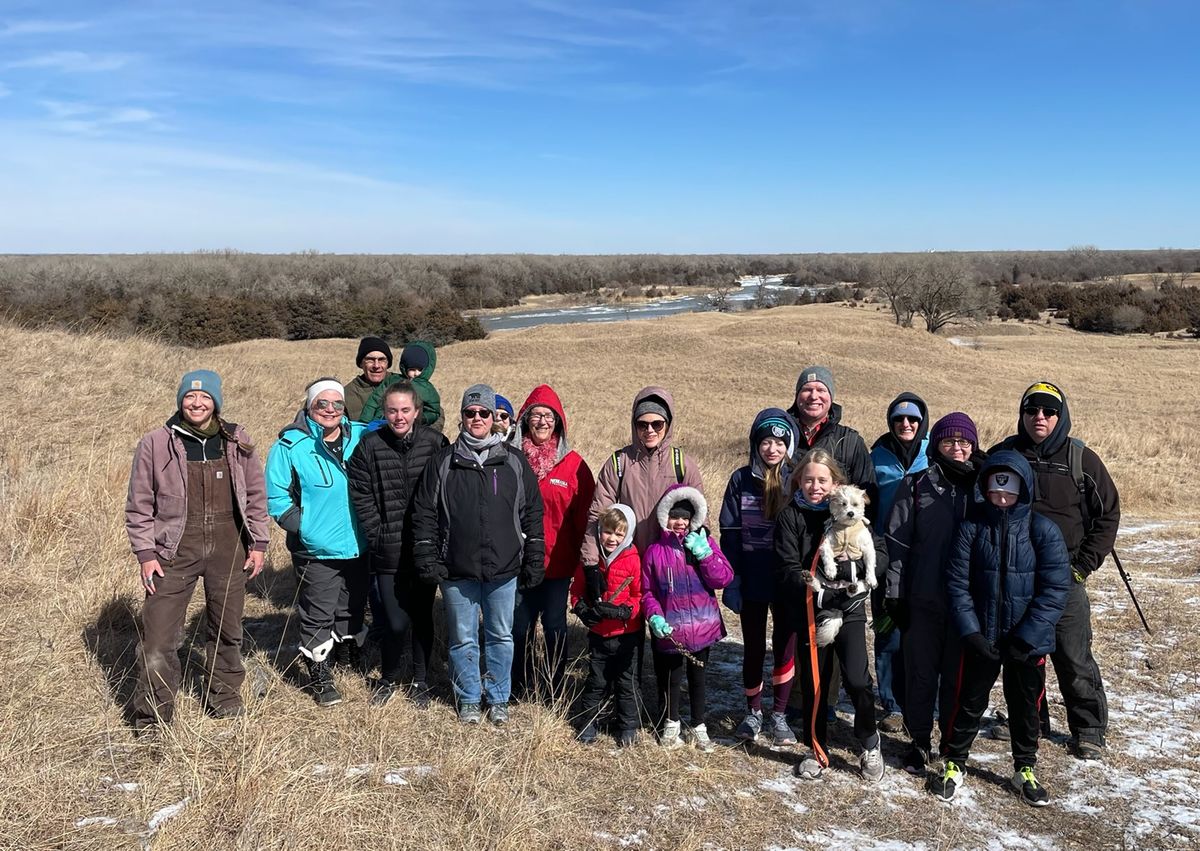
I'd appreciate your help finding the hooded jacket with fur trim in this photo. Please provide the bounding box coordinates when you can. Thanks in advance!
[946,451,1071,655]
[570,504,643,637]
[514,384,596,581]
[581,386,704,565]
[641,485,733,653]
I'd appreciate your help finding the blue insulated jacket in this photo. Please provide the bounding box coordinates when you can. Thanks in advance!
[266,411,368,560]
[719,408,799,603]
[870,392,930,524]
[945,451,1071,655]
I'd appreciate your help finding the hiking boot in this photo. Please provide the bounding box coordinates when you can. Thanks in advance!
[1072,738,1105,761]
[617,729,638,748]
[332,639,364,674]
[930,760,964,802]
[659,719,684,749]
[305,659,343,707]
[734,710,763,742]
[879,713,906,734]
[370,679,398,707]
[409,682,433,710]
[577,721,600,744]
[769,711,798,746]
[794,752,824,780]
[458,703,482,724]
[488,703,510,727]
[1011,765,1050,807]
[688,723,715,753]
[989,710,1010,741]
[860,746,885,782]
[903,744,930,776]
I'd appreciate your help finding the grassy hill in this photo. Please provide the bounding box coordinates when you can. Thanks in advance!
[2,306,1197,849]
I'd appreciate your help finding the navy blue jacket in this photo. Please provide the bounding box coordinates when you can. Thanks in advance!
[945,451,1071,655]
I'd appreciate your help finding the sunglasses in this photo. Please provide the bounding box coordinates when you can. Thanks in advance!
[892,415,921,425]
[635,419,667,433]
[1022,405,1060,418]
[463,408,493,420]
[496,412,511,422]
[312,399,345,412]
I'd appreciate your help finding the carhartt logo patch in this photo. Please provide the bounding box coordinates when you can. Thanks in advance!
[216,471,223,479]
[805,373,816,382]
[191,380,203,389]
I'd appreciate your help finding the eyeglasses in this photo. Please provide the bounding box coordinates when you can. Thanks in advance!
[939,438,973,449]
[635,419,667,433]
[463,408,493,420]
[892,415,921,425]
[496,412,511,422]
[527,412,557,423]
[1022,405,1060,418]
[313,400,345,412]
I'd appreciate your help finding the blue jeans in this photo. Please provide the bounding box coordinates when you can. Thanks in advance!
[875,626,904,716]
[441,577,518,707]
[511,576,572,698]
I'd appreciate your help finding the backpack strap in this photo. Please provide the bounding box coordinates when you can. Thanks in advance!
[672,447,685,484]
[611,450,625,501]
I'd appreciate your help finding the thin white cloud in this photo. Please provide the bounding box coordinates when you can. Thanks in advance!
[37,101,159,134]
[7,51,132,73]
[0,19,91,37]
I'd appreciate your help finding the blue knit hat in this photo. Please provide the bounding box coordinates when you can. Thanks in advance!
[177,369,223,412]
[495,394,514,419]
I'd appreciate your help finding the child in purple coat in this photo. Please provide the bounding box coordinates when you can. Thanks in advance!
[642,484,734,751]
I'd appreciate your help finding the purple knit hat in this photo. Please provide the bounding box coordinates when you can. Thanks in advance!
[930,412,978,448]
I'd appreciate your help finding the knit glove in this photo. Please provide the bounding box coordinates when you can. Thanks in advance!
[594,602,633,621]
[683,530,712,560]
[721,578,742,614]
[1006,636,1035,664]
[648,614,673,639]
[963,632,1000,661]
[572,601,603,628]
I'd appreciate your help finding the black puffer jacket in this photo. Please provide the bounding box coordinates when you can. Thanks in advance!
[348,424,449,575]
[785,401,878,513]
[411,438,545,586]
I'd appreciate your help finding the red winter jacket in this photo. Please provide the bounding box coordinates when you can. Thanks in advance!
[570,504,643,638]
[516,384,596,581]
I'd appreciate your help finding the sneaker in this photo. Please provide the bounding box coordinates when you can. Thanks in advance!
[903,744,930,776]
[409,682,433,710]
[370,679,398,707]
[617,729,638,748]
[879,713,906,734]
[794,752,824,780]
[734,710,763,742]
[930,760,964,802]
[989,710,1010,741]
[1011,765,1050,807]
[305,660,343,707]
[1072,738,1104,761]
[860,746,885,782]
[458,703,482,724]
[488,703,510,727]
[659,719,684,750]
[577,721,599,744]
[769,712,798,746]
[688,723,715,753]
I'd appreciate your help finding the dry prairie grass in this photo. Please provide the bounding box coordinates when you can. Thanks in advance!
[1,307,1198,851]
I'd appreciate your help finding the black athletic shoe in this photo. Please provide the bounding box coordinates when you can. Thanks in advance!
[1011,765,1051,807]
[903,744,930,776]
[929,760,963,802]
[577,721,599,744]
[409,682,433,710]
[988,710,1011,741]
[370,679,398,707]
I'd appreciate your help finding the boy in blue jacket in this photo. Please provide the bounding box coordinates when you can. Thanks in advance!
[932,450,1070,806]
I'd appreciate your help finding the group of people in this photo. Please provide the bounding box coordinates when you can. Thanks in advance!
[125,334,1120,808]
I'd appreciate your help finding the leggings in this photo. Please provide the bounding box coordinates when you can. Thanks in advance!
[375,573,437,685]
[653,647,711,725]
[740,599,797,714]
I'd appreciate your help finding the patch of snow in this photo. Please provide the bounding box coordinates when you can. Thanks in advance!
[594,829,647,846]
[146,797,189,832]
[100,776,139,793]
[75,816,119,828]
[310,763,331,776]
[344,764,372,779]
[381,765,434,785]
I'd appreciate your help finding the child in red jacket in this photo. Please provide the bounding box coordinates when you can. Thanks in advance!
[571,504,643,747]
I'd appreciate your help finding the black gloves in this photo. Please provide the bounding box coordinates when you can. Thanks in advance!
[572,601,603,627]
[1006,636,1035,663]
[963,632,1000,661]
[884,598,910,632]
[594,602,633,621]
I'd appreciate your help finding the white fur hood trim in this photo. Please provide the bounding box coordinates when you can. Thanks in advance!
[655,485,708,533]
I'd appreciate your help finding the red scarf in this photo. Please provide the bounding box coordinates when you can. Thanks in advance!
[522,434,559,481]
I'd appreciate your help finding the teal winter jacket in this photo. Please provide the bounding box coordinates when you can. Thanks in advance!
[266,411,368,560]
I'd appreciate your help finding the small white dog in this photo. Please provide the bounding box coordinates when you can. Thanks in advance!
[808,484,877,646]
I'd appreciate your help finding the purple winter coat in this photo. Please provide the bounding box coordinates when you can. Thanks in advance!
[641,485,734,654]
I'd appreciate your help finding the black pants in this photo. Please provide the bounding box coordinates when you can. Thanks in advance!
[375,572,437,685]
[294,556,368,661]
[578,631,640,733]
[901,603,961,750]
[653,647,711,725]
[943,647,1047,769]
[1048,581,1107,744]
[797,618,878,764]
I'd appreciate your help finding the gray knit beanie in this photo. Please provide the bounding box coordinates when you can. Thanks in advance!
[461,383,497,414]
[795,365,835,401]
[634,399,670,423]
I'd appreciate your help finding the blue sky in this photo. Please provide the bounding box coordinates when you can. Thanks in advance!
[0,1,1197,253]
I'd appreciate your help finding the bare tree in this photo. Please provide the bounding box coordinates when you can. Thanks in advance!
[868,257,919,327]
[912,255,993,333]
[705,278,739,312]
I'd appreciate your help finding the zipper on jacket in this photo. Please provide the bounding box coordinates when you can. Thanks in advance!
[994,511,1010,641]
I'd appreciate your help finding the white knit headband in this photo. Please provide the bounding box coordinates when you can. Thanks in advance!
[306,380,345,408]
